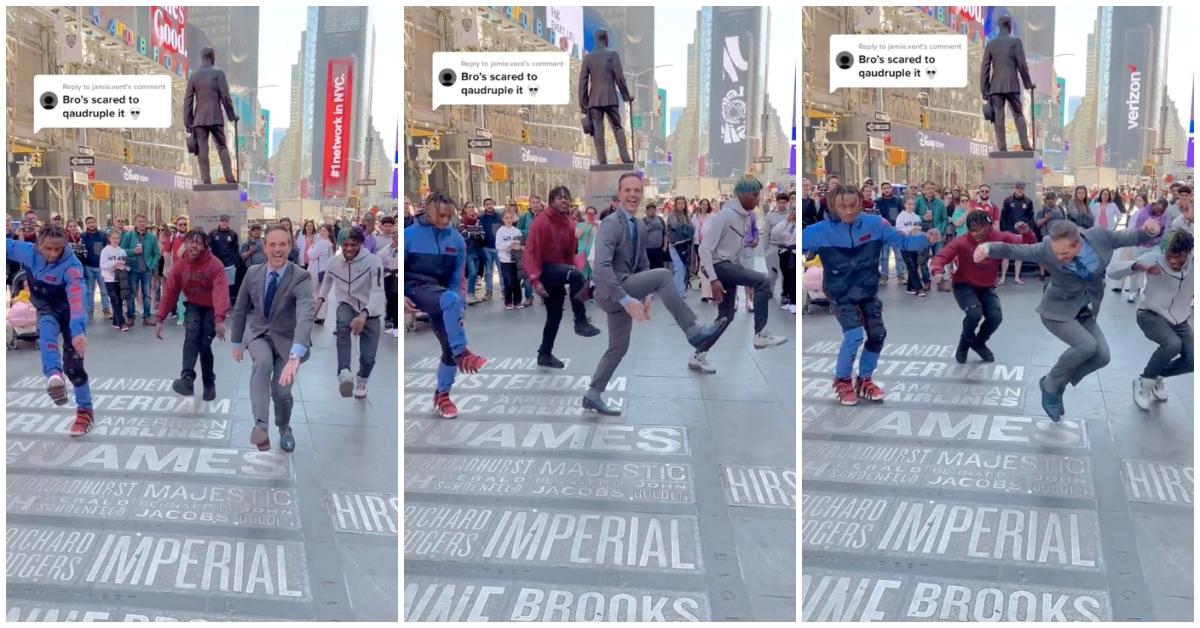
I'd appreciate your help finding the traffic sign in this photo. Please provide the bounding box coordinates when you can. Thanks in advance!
[874,111,891,123]
[467,138,492,149]
[865,122,891,132]
[754,156,773,163]
[868,136,885,151]
[77,145,94,156]
[1152,147,1171,155]
[475,128,492,139]
[356,178,376,186]
[72,170,88,186]
[469,153,486,168]
[69,156,94,166]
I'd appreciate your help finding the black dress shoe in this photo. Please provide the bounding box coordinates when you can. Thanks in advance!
[582,396,621,416]
[202,381,216,402]
[955,339,970,364]
[537,354,566,369]
[574,319,600,337]
[280,429,296,453]
[971,340,995,362]
[172,377,195,396]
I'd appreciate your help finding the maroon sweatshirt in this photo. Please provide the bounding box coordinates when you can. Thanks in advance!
[930,226,1036,288]
[157,248,231,323]
[522,209,578,284]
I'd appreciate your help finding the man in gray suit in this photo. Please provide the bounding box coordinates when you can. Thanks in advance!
[579,29,634,164]
[584,173,729,415]
[230,226,314,452]
[980,16,1034,152]
[184,47,239,184]
[976,219,1161,421]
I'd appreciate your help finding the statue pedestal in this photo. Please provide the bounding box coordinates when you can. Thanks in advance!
[585,164,639,211]
[189,184,243,235]
[984,151,1038,204]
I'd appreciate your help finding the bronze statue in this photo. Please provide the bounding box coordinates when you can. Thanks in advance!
[579,29,634,164]
[981,16,1035,152]
[184,47,239,184]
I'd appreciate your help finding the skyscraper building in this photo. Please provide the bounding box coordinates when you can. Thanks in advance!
[309,6,375,200]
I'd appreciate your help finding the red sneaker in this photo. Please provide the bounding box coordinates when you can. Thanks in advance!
[454,349,488,374]
[70,408,94,436]
[856,377,886,402]
[433,391,459,419]
[833,378,858,406]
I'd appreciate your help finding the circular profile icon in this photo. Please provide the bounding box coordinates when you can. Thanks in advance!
[39,91,59,110]
[835,52,854,70]
[438,69,457,87]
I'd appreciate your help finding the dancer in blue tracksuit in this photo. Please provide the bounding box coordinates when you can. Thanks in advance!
[7,225,95,434]
[802,185,943,406]
[404,192,489,419]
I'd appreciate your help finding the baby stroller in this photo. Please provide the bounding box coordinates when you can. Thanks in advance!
[801,254,835,315]
[7,270,39,349]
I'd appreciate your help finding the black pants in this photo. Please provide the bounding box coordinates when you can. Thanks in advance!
[538,263,588,357]
[647,248,666,270]
[952,283,1002,345]
[105,281,126,327]
[989,92,1031,151]
[384,271,398,328]
[779,247,797,304]
[182,303,216,384]
[500,261,521,306]
[713,261,770,337]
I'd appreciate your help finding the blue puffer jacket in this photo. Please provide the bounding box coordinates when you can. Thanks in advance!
[404,214,465,296]
[801,212,931,303]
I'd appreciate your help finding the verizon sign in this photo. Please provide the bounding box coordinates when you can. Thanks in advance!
[322,57,355,199]
[1126,65,1142,130]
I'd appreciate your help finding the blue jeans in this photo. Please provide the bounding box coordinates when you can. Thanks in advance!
[481,248,498,293]
[83,266,110,318]
[38,313,92,408]
[669,245,688,296]
[127,270,152,320]
[879,242,899,277]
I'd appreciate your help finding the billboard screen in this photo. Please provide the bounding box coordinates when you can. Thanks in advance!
[707,7,757,179]
[1106,7,1159,171]
[322,57,355,199]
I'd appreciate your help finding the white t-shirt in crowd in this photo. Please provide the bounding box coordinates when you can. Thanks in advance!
[99,244,127,283]
[894,210,923,234]
[495,226,522,263]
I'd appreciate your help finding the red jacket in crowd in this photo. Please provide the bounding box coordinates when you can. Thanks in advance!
[968,199,1001,224]
[156,248,231,323]
[522,209,578,284]
[929,226,1036,288]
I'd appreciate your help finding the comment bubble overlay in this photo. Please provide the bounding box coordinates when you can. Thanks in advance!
[33,75,172,133]
[432,52,570,109]
[829,34,968,91]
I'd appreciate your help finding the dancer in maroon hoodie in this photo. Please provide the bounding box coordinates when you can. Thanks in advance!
[930,210,1035,364]
[156,228,232,400]
[523,185,601,368]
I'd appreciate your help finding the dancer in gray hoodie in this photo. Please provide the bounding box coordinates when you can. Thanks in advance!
[695,178,788,374]
[1107,229,1193,410]
[318,229,386,399]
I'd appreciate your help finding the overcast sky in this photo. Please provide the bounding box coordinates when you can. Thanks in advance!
[654,6,797,137]
[256,6,401,155]
[1055,5,1193,115]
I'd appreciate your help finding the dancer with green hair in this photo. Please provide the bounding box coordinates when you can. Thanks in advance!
[694,178,788,373]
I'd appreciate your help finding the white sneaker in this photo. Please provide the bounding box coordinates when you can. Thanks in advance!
[788,304,798,314]
[688,352,716,374]
[753,332,788,349]
[1152,376,1168,401]
[338,368,354,397]
[1132,376,1153,410]
[353,376,368,398]
[780,301,789,310]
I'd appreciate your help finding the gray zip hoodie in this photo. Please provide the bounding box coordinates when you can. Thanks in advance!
[699,198,753,281]
[1108,250,1194,325]
[319,250,386,318]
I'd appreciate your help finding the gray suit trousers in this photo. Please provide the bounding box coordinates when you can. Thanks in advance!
[1042,310,1110,393]
[248,336,294,430]
[591,268,697,394]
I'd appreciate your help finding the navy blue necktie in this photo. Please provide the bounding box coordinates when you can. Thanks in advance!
[264,271,279,318]
[628,216,638,252]
[1071,258,1093,281]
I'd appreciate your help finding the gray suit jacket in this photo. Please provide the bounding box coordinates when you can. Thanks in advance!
[980,33,1033,96]
[184,63,237,129]
[592,209,649,313]
[988,227,1151,321]
[579,45,632,110]
[230,262,314,361]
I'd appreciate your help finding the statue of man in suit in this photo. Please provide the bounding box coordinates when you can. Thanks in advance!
[980,16,1035,152]
[184,47,239,184]
[579,29,634,164]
